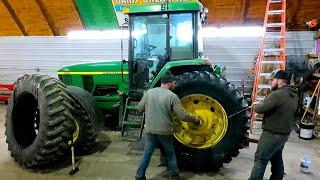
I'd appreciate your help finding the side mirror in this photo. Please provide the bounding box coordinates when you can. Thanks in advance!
[122,59,128,64]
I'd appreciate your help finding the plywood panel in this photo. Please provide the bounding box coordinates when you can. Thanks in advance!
[201,0,320,30]
[292,0,320,30]
[7,0,53,35]
[0,0,22,36]
[202,0,245,25]
[236,0,265,24]
[38,0,83,35]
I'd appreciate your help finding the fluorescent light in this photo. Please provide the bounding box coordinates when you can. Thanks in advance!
[67,30,129,39]
[67,26,263,40]
[200,27,218,38]
[201,26,263,38]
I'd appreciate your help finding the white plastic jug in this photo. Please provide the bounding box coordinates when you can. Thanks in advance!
[300,155,311,173]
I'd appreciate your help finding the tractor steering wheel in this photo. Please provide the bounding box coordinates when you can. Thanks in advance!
[148,44,157,52]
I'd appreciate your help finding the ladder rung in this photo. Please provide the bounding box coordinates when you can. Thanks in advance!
[264,35,284,39]
[260,73,272,77]
[258,84,271,89]
[123,122,141,126]
[267,10,284,15]
[257,96,266,101]
[263,48,284,52]
[266,23,284,27]
[269,0,283,3]
[261,61,285,64]
[126,105,138,110]
[254,116,264,121]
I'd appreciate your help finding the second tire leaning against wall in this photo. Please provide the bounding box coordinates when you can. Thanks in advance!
[5,74,76,168]
[172,71,250,171]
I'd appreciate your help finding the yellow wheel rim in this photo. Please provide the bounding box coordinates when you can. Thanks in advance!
[72,119,80,143]
[173,94,228,149]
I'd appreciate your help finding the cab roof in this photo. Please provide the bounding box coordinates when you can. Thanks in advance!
[113,0,202,14]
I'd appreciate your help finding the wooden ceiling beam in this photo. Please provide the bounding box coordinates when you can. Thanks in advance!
[6,0,53,36]
[2,0,27,35]
[0,0,22,35]
[35,0,58,35]
[287,0,301,29]
[36,0,83,36]
[240,0,248,24]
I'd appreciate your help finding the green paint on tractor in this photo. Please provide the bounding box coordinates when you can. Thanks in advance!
[58,0,213,118]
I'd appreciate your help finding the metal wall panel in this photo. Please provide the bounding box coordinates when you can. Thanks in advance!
[0,32,315,92]
[203,31,315,90]
[0,37,128,83]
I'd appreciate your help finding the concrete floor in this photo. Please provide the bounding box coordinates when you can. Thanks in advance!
[0,104,319,180]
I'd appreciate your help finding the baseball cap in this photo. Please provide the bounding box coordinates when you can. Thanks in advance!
[161,72,176,84]
[270,69,288,80]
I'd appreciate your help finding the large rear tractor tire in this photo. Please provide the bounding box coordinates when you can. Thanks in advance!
[172,71,249,171]
[5,75,76,168]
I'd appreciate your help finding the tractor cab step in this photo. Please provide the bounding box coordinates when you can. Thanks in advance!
[121,98,145,141]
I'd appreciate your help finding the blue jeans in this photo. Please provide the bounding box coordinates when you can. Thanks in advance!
[249,131,289,180]
[136,133,179,180]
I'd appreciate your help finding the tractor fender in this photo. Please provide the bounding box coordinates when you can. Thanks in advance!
[67,86,104,134]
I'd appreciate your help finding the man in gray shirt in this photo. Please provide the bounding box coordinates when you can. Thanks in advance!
[135,72,200,180]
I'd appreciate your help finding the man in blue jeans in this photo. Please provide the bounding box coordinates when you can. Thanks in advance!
[135,72,200,180]
[249,70,298,180]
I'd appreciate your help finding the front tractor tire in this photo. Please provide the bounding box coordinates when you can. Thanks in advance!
[172,71,249,171]
[5,74,92,168]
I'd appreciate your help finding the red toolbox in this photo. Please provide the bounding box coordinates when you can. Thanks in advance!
[0,84,14,103]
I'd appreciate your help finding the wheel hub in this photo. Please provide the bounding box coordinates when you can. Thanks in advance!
[173,94,228,149]
[71,119,80,144]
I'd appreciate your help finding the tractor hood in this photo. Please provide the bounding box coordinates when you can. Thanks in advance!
[58,61,128,75]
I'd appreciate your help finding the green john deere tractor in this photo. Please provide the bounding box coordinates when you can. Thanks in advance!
[5,1,249,171]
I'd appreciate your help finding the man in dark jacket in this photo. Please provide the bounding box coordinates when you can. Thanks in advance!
[249,69,298,180]
[135,72,200,180]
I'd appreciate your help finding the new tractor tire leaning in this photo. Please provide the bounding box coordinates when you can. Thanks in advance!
[172,71,250,171]
[70,99,96,155]
[5,74,76,168]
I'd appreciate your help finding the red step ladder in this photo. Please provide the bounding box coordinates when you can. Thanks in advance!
[250,0,287,133]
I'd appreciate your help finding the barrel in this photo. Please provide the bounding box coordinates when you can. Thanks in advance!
[299,122,315,140]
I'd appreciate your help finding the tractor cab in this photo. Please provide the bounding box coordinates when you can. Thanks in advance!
[122,1,206,93]
[130,12,197,90]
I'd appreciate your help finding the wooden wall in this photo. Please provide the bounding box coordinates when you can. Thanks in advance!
[0,0,83,36]
[201,0,320,30]
[0,0,319,36]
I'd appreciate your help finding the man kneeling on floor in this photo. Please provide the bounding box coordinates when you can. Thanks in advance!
[135,72,200,180]
[249,69,298,180]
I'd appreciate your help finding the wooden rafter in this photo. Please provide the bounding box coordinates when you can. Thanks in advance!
[240,0,248,24]
[2,0,27,35]
[35,0,58,35]
[0,0,22,35]
[287,0,300,29]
